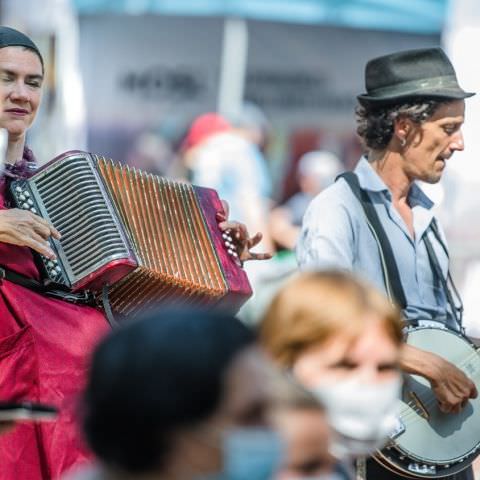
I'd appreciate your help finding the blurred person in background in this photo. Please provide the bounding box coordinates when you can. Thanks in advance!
[297,48,477,479]
[182,112,274,253]
[260,271,404,479]
[270,150,342,251]
[228,102,271,154]
[182,111,275,324]
[272,377,345,480]
[126,129,173,176]
[0,26,270,480]
[69,308,283,480]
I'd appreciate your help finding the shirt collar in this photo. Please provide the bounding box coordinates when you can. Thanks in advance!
[354,157,389,193]
[353,157,434,210]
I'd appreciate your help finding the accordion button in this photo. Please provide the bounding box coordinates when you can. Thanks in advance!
[47,261,54,268]
[27,199,34,206]
[24,191,30,197]
[22,202,29,209]
[30,208,37,214]
[19,194,26,201]
[55,266,62,274]
[15,186,22,193]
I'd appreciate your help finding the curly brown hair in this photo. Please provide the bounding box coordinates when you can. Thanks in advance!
[355,99,446,151]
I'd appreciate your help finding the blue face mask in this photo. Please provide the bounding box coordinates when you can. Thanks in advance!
[294,475,346,480]
[197,427,284,480]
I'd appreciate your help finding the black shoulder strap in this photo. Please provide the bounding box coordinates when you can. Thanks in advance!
[102,285,120,329]
[338,172,407,309]
[0,265,93,303]
[0,265,120,328]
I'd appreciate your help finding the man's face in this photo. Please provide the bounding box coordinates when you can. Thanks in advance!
[400,99,465,184]
[0,46,43,138]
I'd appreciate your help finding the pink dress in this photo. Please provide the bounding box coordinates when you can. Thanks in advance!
[0,153,109,479]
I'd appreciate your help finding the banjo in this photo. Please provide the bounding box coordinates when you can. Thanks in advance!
[375,325,480,478]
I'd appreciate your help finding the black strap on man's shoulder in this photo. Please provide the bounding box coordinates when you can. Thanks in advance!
[337,171,407,309]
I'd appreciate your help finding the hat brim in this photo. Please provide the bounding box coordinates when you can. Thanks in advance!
[357,88,475,107]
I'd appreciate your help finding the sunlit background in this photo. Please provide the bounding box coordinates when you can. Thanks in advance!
[3,0,480,337]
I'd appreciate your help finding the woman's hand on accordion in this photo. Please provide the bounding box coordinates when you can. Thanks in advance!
[0,209,61,260]
[217,201,273,265]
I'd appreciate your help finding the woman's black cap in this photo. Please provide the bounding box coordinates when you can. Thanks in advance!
[0,26,43,66]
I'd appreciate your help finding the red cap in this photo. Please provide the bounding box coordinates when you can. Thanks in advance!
[183,113,231,151]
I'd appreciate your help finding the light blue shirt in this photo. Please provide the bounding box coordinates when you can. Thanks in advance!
[297,157,455,327]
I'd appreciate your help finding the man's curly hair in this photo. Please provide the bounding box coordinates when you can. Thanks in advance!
[355,99,446,151]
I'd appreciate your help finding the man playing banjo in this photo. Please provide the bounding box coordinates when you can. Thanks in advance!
[297,48,478,479]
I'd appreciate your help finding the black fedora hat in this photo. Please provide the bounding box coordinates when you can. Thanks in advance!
[357,47,475,106]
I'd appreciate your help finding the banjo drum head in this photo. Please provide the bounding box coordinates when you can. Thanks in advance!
[395,327,480,466]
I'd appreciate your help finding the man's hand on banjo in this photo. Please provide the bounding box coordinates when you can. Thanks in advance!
[402,343,477,414]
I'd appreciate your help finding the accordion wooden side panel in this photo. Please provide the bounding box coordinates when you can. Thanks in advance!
[193,186,253,310]
[96,156,251,314]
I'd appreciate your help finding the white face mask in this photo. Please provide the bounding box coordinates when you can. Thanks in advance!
[311,376,402,459]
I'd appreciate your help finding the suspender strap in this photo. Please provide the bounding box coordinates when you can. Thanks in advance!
[423,222,463,329]
[338,172,407,309]
[430,219,464,313]
[339,172,462,329]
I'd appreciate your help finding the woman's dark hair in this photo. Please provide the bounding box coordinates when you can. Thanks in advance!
[355,98,446,150]
[82,308,255,474]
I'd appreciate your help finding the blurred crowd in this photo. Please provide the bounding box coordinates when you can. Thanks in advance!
[1,270,398,480]
[126,103,346,324]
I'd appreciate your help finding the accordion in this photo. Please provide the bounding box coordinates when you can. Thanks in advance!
[10,151,252,314]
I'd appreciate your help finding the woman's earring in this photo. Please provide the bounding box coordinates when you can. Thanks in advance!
[400,138,406,147]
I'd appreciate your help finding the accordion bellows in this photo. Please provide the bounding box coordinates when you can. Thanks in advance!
[10,151,252,314]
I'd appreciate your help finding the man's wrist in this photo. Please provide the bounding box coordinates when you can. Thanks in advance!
[400,344,440,382]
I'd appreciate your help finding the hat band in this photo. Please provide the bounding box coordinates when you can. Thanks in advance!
[367,74,460,98]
